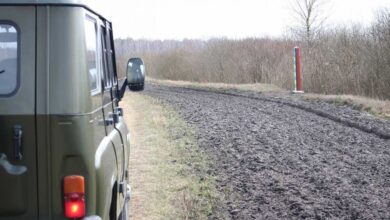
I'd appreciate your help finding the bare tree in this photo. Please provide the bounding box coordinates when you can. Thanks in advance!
[114,11,390,99]
[290,0,331,45]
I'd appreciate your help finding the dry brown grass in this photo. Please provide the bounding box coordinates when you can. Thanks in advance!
[303,94,390,119]
[122,92,219,220]
[116,12,390,99]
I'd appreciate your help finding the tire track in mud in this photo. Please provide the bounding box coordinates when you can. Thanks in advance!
[151,83,390,140]
[143,83,390,219]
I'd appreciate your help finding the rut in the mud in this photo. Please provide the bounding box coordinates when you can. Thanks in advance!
[143,83,390,220]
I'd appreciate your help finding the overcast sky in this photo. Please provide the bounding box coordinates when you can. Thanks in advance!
[95,0,390,40]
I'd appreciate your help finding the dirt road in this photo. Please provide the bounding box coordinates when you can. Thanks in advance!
[143,83,390,219]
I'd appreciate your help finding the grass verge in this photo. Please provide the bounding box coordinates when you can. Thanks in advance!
[148,78,390,119]
[303,94,390,119]
[122,92,221,220]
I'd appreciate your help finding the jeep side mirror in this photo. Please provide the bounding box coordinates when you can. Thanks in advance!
[126,58,145,91]
[118,58,145,101]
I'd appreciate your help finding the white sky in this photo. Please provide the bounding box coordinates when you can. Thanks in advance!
[95,0,390,40]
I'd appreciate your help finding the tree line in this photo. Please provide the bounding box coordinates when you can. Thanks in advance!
[115,8,390,100]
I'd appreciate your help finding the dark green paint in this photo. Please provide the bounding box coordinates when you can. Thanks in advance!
[0,2,133,220]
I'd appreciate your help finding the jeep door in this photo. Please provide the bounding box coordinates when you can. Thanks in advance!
[0,6,37,220]
[99,21,128,217]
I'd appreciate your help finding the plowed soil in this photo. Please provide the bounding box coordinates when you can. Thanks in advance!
[143,83,390,219]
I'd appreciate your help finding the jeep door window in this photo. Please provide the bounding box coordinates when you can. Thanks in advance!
[106,26,117,86]
[85,17,100,94]
[0,23,18,96]
[100,26,111,89]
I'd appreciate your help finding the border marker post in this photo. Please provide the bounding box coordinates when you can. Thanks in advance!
[293,46,304,94]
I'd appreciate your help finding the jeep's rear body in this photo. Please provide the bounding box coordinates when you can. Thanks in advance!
[0,1,130,219]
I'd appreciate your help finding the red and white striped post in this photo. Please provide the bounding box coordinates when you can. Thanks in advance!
[293,46,304,93]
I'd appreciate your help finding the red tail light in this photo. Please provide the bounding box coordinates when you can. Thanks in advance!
[64,175,85,219]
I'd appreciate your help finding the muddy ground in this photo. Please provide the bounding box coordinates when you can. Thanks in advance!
[143,83,390,220]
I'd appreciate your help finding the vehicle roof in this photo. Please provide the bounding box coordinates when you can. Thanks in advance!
[0,0,107,20]
[0,0,92,6]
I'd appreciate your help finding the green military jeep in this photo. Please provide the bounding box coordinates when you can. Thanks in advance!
[0,1,145,219]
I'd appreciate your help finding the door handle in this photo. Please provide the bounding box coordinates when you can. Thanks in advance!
[110,112,120,124]
[12,125,23,160]
[115,107,123,116]
[98,118,114,126]
[0,153,27,175]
